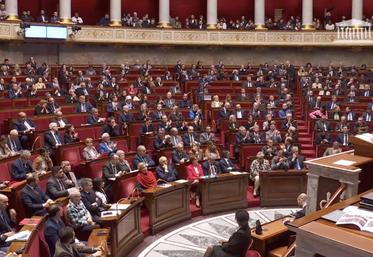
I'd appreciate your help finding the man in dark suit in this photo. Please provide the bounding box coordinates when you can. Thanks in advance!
[172,143,189,164]
[51,111,69,128]
[102,117,121,137]
[202,155,221,176]
[119,105,134,124]
[219,151,236,173]
[80,178,108,221]
[11,150,33,181]
[87,108,106,125]
[133,145,155,168]
[178,93,192,109]
[156,156,178,182]
[285,194,308,224]
[21,174,54,216]
[248,125,264,144]
[236,88,250,101]
[54,227,101,257]
[75,95,93,113]
[325,95,339,111]
[344,106,356,121]
[36,10,49,22]
[233,104,246,119]
[203,209,251,257]
[7,129,22,153]
[152,103,165,121]
[140,118,155,135]
[75,82,90,97]
[44,122,64,150]
[362,109,373,122]
[44,204,65,256]
[0,193,17,248]
[46,166,70,200]
[288,146,305,170]
[182,126,199,146]
[314,116,331,132]
[154,128,173,150]
[102,154,122,185]
[46,97,61,114]
[14,112,36,148]
[336,125,351,146]
[218,102,232,120]
[199,125,216,144]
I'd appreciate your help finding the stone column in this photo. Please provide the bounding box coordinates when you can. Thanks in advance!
[352,0,363,26]
[254,0,266,30]
[5,0,19,21]
[110,0,122,26]
[302,0,314,30]
[305,173,319,213]
[158,0,171,28]
[60,0,72,24]
[206,0,218,29]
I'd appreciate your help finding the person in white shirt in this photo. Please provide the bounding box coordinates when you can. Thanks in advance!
[72,12,83,24]
[325,20,335,31]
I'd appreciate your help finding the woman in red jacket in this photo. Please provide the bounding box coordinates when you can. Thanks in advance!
[186,155,204,207]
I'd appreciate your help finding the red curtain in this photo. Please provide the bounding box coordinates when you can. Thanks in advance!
[314,0,351,22]
[170,0,206,22]
[122,0,158,19]
[71,0,108,25]
[265,0,302,20]
[218,0,254,21]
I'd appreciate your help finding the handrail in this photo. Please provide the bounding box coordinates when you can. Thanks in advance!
[282,183,347,257]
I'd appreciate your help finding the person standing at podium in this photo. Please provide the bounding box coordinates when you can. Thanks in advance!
[136,162,157,191]
[156,156,178,183]
[203,209,251,257]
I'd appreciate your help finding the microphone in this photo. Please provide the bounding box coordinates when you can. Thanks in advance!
[115,197,128,217]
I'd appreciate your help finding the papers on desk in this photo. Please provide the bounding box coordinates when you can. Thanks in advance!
[107,177,116,181]
[335,206,373,233]
[355,133,373,143]
[333,160,356,166]
[130,169,139,173]
[230,171,242,175]
[158,183,172,188]
[101,210,121,217]
[174,179,188,184]
[5,230,31,242]
[110,204,130,211]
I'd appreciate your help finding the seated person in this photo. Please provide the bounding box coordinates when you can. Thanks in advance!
[182,126,199,146]
[44,122,64,150]
[44,204,66,256]
[271,150,290,170]
[6,129,22,154]
[250,152,271,197]
[133,145,155,168]
[186,155,204,207]
[249,124,264,144]
[51,111,69,128]
[32,147,53,175]
[136,162,157,191]
[64,124,80,144]
[46,166,70,200]
[219,150,236,173]
[0,194,17,250]
[98,133,117,155]
[156,156,178,183]
[315,131,331,145]
[11,150,33,181]
[140,118,155,135]
[61,161,78,188]
[154,128,173,150]
[202,154,221,176]
[169,127,183,148]
[14,112,36,148]
[80,178,109,221]
[93,178,110,205]
[87,108,106,125]
[82,138,101,161]
[199,125,217,144]
[288,146,305,170]
[76,95,93,113]
[172,142,189,164]
[261,139,278,158]
[66,188,100,233]
[204,142,220,160]
[0,135,13,159]
[284,193,308,223]
[54,227,102,257]
[34,99,50,115]
[158,115,172,132]
[203,209,251,257]
[102,117,121,137]
[323,141,342,156]
[21,173,54,216]
[117,150,132,173]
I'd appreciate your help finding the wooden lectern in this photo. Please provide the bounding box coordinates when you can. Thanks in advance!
[304,133,373,213]
[143,181,191,234]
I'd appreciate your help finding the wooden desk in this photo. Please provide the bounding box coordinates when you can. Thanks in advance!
[260,170,308,207]
[99,198,144,257]
[199,173,248,215]
[288,189,373,257]
[86,228,111,257]
[251,218,290,257]
[143,181,191,234]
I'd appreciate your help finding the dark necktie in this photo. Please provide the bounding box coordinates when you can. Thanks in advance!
[210,163,216,175]
[10,140,16,151]
[57,179,65,191]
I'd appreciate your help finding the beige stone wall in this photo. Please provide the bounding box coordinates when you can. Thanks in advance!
[1,42,373,66]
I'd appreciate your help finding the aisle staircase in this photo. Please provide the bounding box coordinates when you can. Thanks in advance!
[293,93,316,159]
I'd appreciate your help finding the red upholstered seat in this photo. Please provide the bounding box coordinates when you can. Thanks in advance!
[117,176,138,198]
[246,250,262,257]
[0,161,11,181]
[59,146,82,167]
[24,229,41,257]
[37,221,51,257]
